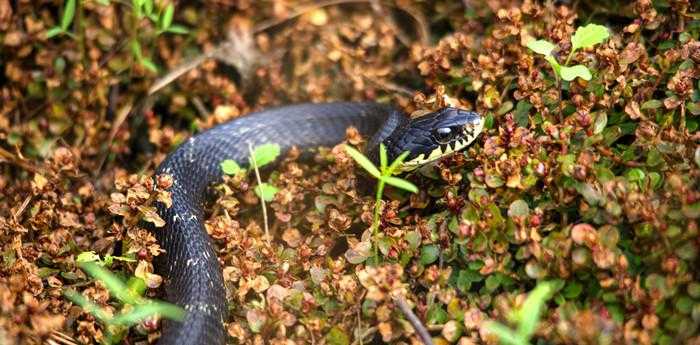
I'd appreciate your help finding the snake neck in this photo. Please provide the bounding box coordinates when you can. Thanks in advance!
[365,109,409,165]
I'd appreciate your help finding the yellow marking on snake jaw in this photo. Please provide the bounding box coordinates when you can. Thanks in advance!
[396,119,484,173]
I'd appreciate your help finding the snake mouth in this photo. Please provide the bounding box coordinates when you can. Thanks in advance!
[395,110,484,172]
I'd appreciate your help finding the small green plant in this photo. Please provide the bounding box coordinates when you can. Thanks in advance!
[344,144,418,234]
[220,143,281,202]
[129,0,190,72]
[484,281,556,345]
[47,0,189,72]
[46,0,77,39]
[64,262,185,345]
[527,23,609,82]
[220,143,282,237]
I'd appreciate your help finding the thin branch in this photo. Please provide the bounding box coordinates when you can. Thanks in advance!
[0,146,45,175]
[363,75,416,96]
[93,99,133,177]
[147,54,209,95]
[393,296,434,345]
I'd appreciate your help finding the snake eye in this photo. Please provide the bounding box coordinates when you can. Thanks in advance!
[433,127,456,144]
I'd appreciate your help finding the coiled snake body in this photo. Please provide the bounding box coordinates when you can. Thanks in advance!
[151,102,482,344]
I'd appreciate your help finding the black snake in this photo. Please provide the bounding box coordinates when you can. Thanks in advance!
[151,102,483,344]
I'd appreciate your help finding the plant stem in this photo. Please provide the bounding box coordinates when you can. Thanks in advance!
[248,142,270,240]
[372,179,385,234]
[565,50,574,66]
[556,76,563,124]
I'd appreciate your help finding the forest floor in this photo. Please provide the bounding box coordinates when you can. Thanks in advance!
[1,1,700,344]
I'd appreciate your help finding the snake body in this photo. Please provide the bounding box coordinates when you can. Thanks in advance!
[151,102,482,344]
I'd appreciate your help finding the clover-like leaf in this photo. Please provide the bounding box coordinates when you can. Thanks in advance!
[250,143,281,168]
[560,64,592,81]
[255,183,279,202]
[571,23,609,51]
[526,39,557,56]
[220,159,243,175]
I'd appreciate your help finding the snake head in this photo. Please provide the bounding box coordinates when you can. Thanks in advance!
[384,107,483,173]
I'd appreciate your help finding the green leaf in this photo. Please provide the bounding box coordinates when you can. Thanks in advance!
[46,27,65,38]
[76,251,102,265]
[161,3,174,30]
[484,113,495,129]
[625,168,645,182]
[405,231,421,250]
[485,274,502,292]
[485,321,526,345]
[63,289,111,322]
[166,25,189,35]
[592,112,608,134]
[254,183,278,202]
[111,301,185,326]
[641,99,663,109]
[526,39,556,56]
[61,0,76,30]
[507,199,530,217]
[562,282,583,299]
[220,159,243,175]
[560,64,592,81]
[514,101,532,127]
[140,58,158,73]
[386,150,411,176]
[571,23,609,51]
[646,149,664,166]
[381,176,418,193]
[419,244,439,265]
[79,262,137,304]
[249,143,281,168]
[379,143,388,170]
[127,276,147,297]
[143,0,153,16]
[132,0,144,17]
[516,281,555,338]
[130,40,143,59]
[344,145,380,178]
[426,304,449,325]
[325,326,350,345]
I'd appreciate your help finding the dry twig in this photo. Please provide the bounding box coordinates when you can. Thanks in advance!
[393,295,434,345]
